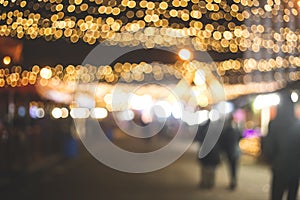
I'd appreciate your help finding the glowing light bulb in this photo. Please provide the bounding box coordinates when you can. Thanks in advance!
[178,49,192,60]
[40,67,52,79]
[52,107,62,119]
[3,56,11,65]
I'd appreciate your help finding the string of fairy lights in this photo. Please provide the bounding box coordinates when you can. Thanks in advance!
[0,0,299,100]
[0,0,300,53]
[0,56,297,89]
[0,0,295,22]
[0,0,295,157]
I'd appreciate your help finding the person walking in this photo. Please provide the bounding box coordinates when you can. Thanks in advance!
[219,115,241,190]
[196,119,221,189]
[263,90,300,200]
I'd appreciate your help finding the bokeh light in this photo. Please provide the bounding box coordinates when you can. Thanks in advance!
[3,56,11,65]
[178,49,192,61]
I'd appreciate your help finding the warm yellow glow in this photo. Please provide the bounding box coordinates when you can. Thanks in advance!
[61,107,69,118]
[3,56,11,65]
[104,93,112,104]
[74,0,82,5]
[40,67,52,79]
[239,138,261,156]
[178,49,192,60]
[0,2,299,55]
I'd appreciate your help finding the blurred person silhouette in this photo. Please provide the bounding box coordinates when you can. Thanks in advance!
[263,90,300,200]
[219,114,241,190]
[61,118,78,159]
[196,119,221,189]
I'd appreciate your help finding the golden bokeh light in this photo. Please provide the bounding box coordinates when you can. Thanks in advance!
[0,0,296,54]
[0,0,299,103]
[3,56,11,65]
[40,67,52,80]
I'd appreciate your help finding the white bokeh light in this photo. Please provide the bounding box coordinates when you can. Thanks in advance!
[129,94,153,110]
[70,108,90,119]
[291,91,298,103]
[40,67,52,79]
[209,109,220,121]
[178,49,192,60]
[52,107,62,119]
[253,93,280,110]
[91,108,108,119]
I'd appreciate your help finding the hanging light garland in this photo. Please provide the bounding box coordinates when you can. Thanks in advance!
[0,0,299,54]
[0,56,299,90]
[0,0,299,105]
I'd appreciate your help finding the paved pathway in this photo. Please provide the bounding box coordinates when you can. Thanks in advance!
[1,138,296,200]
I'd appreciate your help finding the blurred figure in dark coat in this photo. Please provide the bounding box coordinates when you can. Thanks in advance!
[219,115,241,190]
[196,119,221,189]
[263,90,300,200]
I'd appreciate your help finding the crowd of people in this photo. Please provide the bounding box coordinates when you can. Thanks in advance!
[1,90,300,200]
[196,90,300,200]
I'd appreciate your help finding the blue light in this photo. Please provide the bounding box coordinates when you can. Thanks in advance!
[18,106,26,117]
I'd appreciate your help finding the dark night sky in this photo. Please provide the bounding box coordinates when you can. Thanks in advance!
[22,38,96,68]
[22,38,242,68]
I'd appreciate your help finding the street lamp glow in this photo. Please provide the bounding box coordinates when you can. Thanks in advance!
[178,49,192,60]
